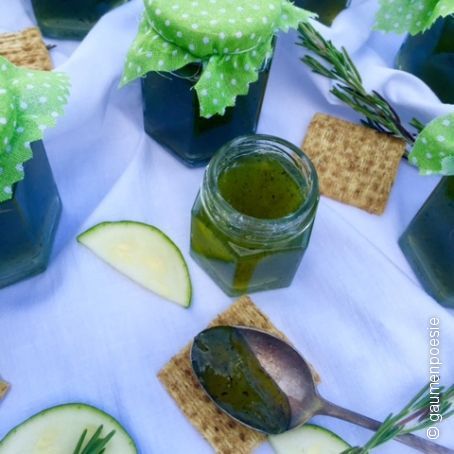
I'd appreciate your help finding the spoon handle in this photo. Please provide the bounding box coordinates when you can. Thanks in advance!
[319,399,454,453]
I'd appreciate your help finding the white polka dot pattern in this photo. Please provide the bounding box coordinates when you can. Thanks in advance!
[409,113,454,176]
[375,0,454,34]
[0,56,70,203]
[122,0,313,117]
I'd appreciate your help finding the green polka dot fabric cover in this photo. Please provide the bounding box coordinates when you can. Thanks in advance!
[409,113,454,175]
[375,0,454,35]
[122,0,313,117]
[0,56,70,203]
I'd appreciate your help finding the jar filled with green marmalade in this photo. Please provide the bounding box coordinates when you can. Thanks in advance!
[30,0,129,40]
[396,15,454,104]
[293,0,350,26]
[121,0,312,166]
[190,135,319,296]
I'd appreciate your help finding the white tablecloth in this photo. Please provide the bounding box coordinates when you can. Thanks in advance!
[1,1,453,453]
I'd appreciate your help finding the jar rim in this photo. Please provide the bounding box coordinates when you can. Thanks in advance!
[202,134,319,245]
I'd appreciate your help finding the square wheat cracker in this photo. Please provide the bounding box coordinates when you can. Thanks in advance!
[159,296,320,454]
[0,28,52,71]
[302,113,405,214]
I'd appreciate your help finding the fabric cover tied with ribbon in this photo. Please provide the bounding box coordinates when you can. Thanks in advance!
[122,0,313,118]
[375,0,454,35]
[410,113,454,176]
[0,56,70,203]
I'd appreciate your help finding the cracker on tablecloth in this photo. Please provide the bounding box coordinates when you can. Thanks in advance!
[0,380,9,401]
[0,27,53,70]
[302,113,406,215]
[159,296,319,454]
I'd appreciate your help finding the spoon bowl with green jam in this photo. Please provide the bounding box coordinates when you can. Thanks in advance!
[191,326,453,453]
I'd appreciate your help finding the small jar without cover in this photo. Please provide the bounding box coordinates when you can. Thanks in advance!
[30,0,129,39]
[399,177,454,308]
[122,0,312,166]
[396,15,454,104]
[190,135,319,296]
[0,142,62,289]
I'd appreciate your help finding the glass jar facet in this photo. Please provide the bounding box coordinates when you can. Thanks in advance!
[142,59,272,167]
[30,0,129,39]
[399,177,454,308]
[0,141,62,289]
[293,0,350,25]
[190,135,319,296]
[396,15,454,104]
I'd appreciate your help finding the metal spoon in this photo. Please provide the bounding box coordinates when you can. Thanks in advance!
[191,326,454,454]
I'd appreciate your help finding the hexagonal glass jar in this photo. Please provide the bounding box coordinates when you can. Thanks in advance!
[142,57,272,167]
[190,135,319,296]
[30,0,129,39]
[0,141,61,289]
[399,177,454,308]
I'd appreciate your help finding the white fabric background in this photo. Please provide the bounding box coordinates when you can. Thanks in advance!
[0,0,453,453]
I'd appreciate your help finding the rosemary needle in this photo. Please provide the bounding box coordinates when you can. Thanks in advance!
[342,384,454,453]
[298,22,424,149]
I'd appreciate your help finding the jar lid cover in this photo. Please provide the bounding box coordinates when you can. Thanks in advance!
[122,0,313,117]
[147,0,283,57]
[409,113,454,176]
[375,0,453,35]
[0,57,70,202]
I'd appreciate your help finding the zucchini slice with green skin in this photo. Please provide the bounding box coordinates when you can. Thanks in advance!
[269,424,350,454]
[77,221,192,307]
[0,403,137,453]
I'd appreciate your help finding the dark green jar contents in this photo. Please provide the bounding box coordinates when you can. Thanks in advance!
[31,0,128,39]
[191,326,291,434]
[142,62,271,167]
[218,154,305,219]
[396,15,454,104]
[399,177,454,307]
[293,0,350,25]
[190,142,318,296]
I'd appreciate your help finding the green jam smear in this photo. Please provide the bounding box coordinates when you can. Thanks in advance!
[191,326,291,434]
[218,154,305,219]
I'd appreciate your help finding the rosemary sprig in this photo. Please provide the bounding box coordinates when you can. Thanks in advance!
[73,425,116,454]
[298,22,423,148]
[342,384,454,453]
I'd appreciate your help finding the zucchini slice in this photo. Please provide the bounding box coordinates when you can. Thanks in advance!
[269,424,350,454]
[0,403,137,453]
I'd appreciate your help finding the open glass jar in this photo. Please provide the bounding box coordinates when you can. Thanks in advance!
[293,0,350,26]
[399,177,454,308]
[396,15,454,104]
[190,135,319,296]
[30,0,129,39]
[122,0,311,167]
[0,141,61,289]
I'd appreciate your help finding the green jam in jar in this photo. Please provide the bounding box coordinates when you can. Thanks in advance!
[190,135,319,296]
[294,0,350,26]
[218,154,305,220]
[399,177,454,307]
[31,0,129,40]
[396,15,454,104]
